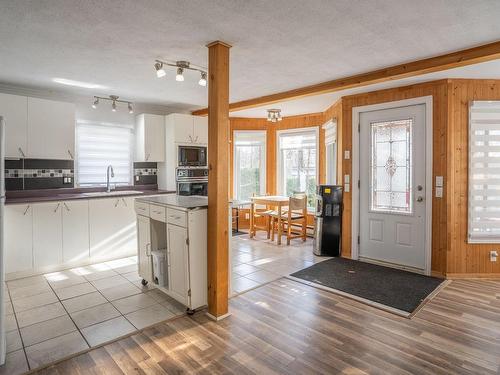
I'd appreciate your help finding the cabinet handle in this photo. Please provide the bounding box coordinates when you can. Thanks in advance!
[189,135,193,143]
[194,136,199,143]
[54,203,61,213]
[114,199,120,207]
[23,205,31,215]
[122,198,127,207]
[67,150,74,159]
[146,153,150,161]
[146,243,151,256]
[18,147,25,158]
[63,203,70,211]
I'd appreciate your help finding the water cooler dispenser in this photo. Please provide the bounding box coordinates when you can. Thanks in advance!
[314,185,343,256]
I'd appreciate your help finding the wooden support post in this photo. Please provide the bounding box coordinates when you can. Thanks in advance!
[206,40,231,320]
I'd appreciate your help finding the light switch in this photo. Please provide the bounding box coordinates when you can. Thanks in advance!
[344,183,350,193]
[435,176,443,187]
[435,187,443,198]
[344,174,350,184]
[344,150,350,160]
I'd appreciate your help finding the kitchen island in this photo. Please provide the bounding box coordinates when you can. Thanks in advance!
[135,194,208,313]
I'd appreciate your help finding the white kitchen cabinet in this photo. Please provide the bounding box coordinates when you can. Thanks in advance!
[192,116,208,144]
[89,197,137,262]
[137,214,153,284]
[33,202,63,270]
[0,93,28,158]
[135,113,165,162]
[5,204,33,274]
[27,97,75,160]
[166,224,189,305]
[62,200,90,264]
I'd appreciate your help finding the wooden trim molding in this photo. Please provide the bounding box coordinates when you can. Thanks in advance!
[193,40,500,115]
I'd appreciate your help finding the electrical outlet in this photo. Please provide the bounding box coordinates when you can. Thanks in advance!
[490,250,498,262]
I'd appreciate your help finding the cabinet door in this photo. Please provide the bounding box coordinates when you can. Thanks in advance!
[167,224,189,304]
[144,114,165,162]
[89,197,137,262]
[27,97,75,159]
[171,113,193,144]
[137,215,152,282]
[62,200,90,264]
[193,116,208,144]
[5,205,33,274]
[0,93,28,158]
[33,202,63,270]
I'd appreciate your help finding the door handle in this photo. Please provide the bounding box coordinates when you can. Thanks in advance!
[416,196,424,202]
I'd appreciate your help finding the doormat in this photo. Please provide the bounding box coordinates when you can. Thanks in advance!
[289,257,445,317]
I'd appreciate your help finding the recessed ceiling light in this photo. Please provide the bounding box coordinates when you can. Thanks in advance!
[53,78,105,89]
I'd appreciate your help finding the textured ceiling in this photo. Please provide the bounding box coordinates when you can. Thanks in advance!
[1,0,500,112]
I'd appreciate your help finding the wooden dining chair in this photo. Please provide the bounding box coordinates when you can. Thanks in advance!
[250,193,273,238]
[270,194,307,245]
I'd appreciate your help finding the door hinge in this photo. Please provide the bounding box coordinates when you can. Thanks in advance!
[186,238,190,246]
[187,289,191,297]
[358,122,360,132]
[357,235,360,245]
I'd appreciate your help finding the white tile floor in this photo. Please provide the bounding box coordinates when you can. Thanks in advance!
[2,256,186,374]
[231,231,329,295]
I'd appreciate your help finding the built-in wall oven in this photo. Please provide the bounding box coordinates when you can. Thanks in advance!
[176,168,208,196]
[178,146,207,167]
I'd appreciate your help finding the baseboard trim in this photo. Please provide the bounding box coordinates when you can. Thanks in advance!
[445,273,500,279]
[206,312,231,321]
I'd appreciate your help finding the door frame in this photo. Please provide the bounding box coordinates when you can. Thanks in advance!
[351,96,433,275]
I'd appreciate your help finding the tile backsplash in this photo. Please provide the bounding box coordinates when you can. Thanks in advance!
[4,159,74,191]
[133,162,157,186]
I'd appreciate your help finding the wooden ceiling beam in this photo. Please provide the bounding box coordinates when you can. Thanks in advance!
[192,40,500,116]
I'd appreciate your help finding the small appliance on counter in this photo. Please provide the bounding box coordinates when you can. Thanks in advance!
[176,167,208,196]
[314,185,342,257]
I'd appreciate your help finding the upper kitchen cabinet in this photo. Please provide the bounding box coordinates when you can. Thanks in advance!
[0,93,28,158]
[135,113,165,162]
[166,113,208,145]
[27,97,76,160]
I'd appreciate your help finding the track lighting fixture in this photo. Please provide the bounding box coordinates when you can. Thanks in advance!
[153,59,207,86]
[198,71,207,87]
[91,95,133,114]
[176,67,184,82]
[267,109,283,123]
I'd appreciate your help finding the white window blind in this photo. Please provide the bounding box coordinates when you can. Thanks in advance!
[76,121,133,187]
[233,131,266,201]
[468,101,500,242]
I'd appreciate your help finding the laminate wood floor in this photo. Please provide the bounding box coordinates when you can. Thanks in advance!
[28,278,500,375]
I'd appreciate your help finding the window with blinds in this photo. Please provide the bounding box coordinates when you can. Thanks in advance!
[468,101,500,242]
[76,121,133,187]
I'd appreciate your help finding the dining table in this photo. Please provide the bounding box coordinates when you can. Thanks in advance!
[249,195,289,245]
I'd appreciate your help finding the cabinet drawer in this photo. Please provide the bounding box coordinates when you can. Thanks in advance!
[150,204,166,222]
[166,208,187,227]
[135,201,150,217]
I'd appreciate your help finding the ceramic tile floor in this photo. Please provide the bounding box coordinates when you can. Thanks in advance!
[230,231,330,295]
[2,256,186,374]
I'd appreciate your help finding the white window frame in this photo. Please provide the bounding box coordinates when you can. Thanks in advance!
[233,130,267,200]
[468,100,500,243]
[75,120,134,187]
[276,126,320,210]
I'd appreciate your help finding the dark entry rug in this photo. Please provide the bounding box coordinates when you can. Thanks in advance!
[289,257,445,315]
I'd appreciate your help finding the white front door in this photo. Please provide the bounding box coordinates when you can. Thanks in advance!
[359,104,426,271]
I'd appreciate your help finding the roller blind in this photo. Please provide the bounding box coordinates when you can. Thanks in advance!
[76,121,133,187]
[468,101,500,242]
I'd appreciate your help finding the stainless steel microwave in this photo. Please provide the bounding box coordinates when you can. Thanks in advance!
[178,146,207,167]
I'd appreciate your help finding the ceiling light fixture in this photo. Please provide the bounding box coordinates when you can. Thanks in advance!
[91,95,133,114]
[153,59,207,87]
[176,67,184,82]
[154,62,166,78]
[53,78,105,89]
[267,109,283,123]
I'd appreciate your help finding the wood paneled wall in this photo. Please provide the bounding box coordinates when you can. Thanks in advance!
[230,78,500,277]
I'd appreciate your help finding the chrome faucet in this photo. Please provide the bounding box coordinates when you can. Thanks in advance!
[106,165,115,193]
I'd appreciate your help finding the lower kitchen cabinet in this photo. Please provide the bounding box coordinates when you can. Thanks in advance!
[33,202,63,269]
[166,224,189,305]
[89,197,137,262]
[5,204,33,274]
[137,214,153,283]
[62,200,90,264]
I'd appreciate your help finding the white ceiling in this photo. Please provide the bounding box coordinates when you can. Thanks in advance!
[1,0,500,113]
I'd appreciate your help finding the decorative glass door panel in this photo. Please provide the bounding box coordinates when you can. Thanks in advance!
[370,119,412,214]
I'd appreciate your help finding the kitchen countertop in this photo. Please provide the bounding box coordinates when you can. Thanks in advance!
[137,194,208,209]
[5,185,174,205]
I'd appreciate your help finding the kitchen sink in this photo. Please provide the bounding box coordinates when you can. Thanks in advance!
[81,190,144,197]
